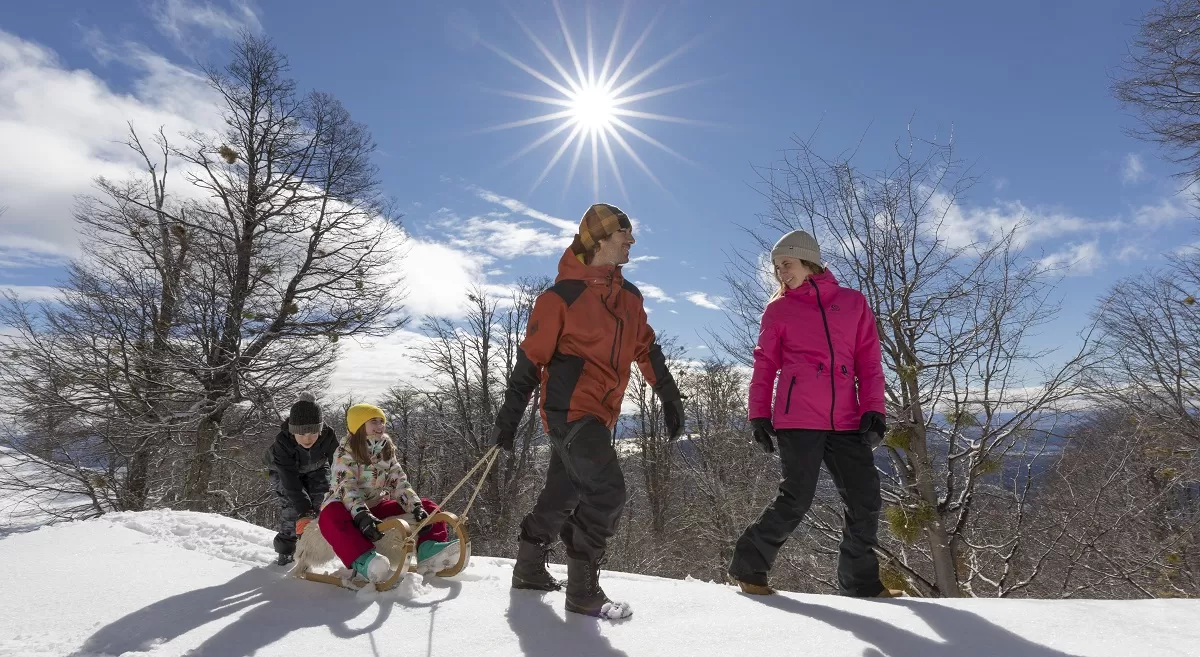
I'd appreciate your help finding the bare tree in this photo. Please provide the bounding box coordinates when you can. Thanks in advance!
[1028,408,1200,598]
[625,335,684,536]
[1115,0,1200,185]
[719,128,1097,596]
[1090,254,1200,444]
[408,279,549,555]
[159,36,406,510]
[0,129,192,513]
[1,34,406,518]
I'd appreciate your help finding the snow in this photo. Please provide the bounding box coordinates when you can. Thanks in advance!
[0,501,1198,655]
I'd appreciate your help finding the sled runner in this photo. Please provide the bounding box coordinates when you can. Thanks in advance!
[292,446,500,591]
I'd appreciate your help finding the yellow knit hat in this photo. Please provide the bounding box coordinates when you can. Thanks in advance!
[346,403,386,435]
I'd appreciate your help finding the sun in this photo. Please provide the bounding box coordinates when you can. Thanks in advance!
[570,84,617,134]
[475,0,709,200]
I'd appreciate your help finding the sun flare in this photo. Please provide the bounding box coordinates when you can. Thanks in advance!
[570,84,617,134]
[476,0,708,200]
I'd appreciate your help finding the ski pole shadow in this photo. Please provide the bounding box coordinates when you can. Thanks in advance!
[506,589,630,657]
[67,567,413,657]
[748,593,1086,657]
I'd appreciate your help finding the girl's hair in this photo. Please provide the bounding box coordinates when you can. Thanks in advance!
[770,259,826,302]
[348,423,395,465]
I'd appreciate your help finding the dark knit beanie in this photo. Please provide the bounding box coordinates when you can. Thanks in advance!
[288,391,323,436]
[569,203,632,258]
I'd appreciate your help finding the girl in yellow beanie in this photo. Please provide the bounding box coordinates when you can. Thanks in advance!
[316,403,460,583]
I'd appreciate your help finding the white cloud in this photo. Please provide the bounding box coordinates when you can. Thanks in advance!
[685,291,725,310]
[1039,240,1100,276]
[938,196,1123,251]
[328,329,435,403]
[151,0,261,51]
[633,281,675,303]
[450,215,570,259]
[1115,243,1147,263]
[623,254,659,272]
[1132,185,1196,228]
[397,231,492,319]
[0,29,217,269]
[0,285,64,301]
[469,186,577,233]
[1122,153,1147,185]
[992,177,1009,192]
[1173,239,1200,256]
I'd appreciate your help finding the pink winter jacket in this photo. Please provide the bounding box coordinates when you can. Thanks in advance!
[748,270,886,431]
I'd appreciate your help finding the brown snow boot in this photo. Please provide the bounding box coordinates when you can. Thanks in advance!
[565,556,632,619]
[729,573,775,595]
[875,588,906,598]
[511,540,563,591]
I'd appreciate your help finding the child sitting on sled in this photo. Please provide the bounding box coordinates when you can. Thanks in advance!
[316,403,460,583]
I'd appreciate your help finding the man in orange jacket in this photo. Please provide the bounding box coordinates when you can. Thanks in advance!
[490,203,684,619]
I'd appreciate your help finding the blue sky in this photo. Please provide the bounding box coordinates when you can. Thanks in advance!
[1,0,1195,400]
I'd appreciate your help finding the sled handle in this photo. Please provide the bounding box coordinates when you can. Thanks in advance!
[411,446,500,536]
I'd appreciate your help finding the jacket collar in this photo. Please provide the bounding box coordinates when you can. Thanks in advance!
[556,247,623,287]
[783,269,839,298]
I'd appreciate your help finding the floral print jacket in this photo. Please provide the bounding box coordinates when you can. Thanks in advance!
[321,433,421,517]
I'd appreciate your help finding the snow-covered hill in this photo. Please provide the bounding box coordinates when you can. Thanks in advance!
[0,507,1197,657]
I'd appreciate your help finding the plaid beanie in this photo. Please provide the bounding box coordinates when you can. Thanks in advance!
[569,203,632,258]
[288,391,323,436]
[771,230,822,266]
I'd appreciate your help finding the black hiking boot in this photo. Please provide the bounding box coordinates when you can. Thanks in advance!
[511,540,563,591]
[565,555,632,619]
[275,552,294,566]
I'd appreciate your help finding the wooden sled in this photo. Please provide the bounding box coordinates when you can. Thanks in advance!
[292,447,497,592]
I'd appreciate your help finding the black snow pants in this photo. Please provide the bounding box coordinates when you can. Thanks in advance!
[518,416,627,562]
[269,467,331,556]
[729,429,885,597]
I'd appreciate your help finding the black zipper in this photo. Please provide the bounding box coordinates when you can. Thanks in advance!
[784,376,796,414]
[810,279,836,430]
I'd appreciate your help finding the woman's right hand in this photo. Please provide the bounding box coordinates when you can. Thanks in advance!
[750,417,777,453]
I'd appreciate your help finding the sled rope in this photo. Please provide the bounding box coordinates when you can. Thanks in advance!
[410,445,500,537]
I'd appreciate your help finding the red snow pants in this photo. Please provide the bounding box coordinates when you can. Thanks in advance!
[318,497,449,568]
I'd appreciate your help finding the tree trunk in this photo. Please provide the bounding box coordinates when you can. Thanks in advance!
[181,413,223,511]
[908,423,961,597]
[122,448,151,511]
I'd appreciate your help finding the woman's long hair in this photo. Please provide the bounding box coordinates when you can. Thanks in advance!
[770,259,826,302]
[347,424,396,465]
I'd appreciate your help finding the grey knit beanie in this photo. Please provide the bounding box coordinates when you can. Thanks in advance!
[771,230,822,265]
[288,391,323,436]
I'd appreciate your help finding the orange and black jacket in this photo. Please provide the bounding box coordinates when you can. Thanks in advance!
[496,247,681,432]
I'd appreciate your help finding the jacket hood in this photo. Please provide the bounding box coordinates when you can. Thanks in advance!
[556,246,623,285]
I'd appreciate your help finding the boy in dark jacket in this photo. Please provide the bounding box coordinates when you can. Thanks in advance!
[265,391,339,565]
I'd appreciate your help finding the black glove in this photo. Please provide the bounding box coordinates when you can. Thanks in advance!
[663,397,685,439]
[410,502,428,523]
[490,424,515,452]
[353,510,385,542]
[751,417,776,453]
[859,411,887,449]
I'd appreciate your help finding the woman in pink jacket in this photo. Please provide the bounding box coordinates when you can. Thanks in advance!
[727,230,900,598]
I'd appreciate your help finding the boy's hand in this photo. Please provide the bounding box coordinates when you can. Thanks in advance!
[411,503,428,523]
[295,511,316,535]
